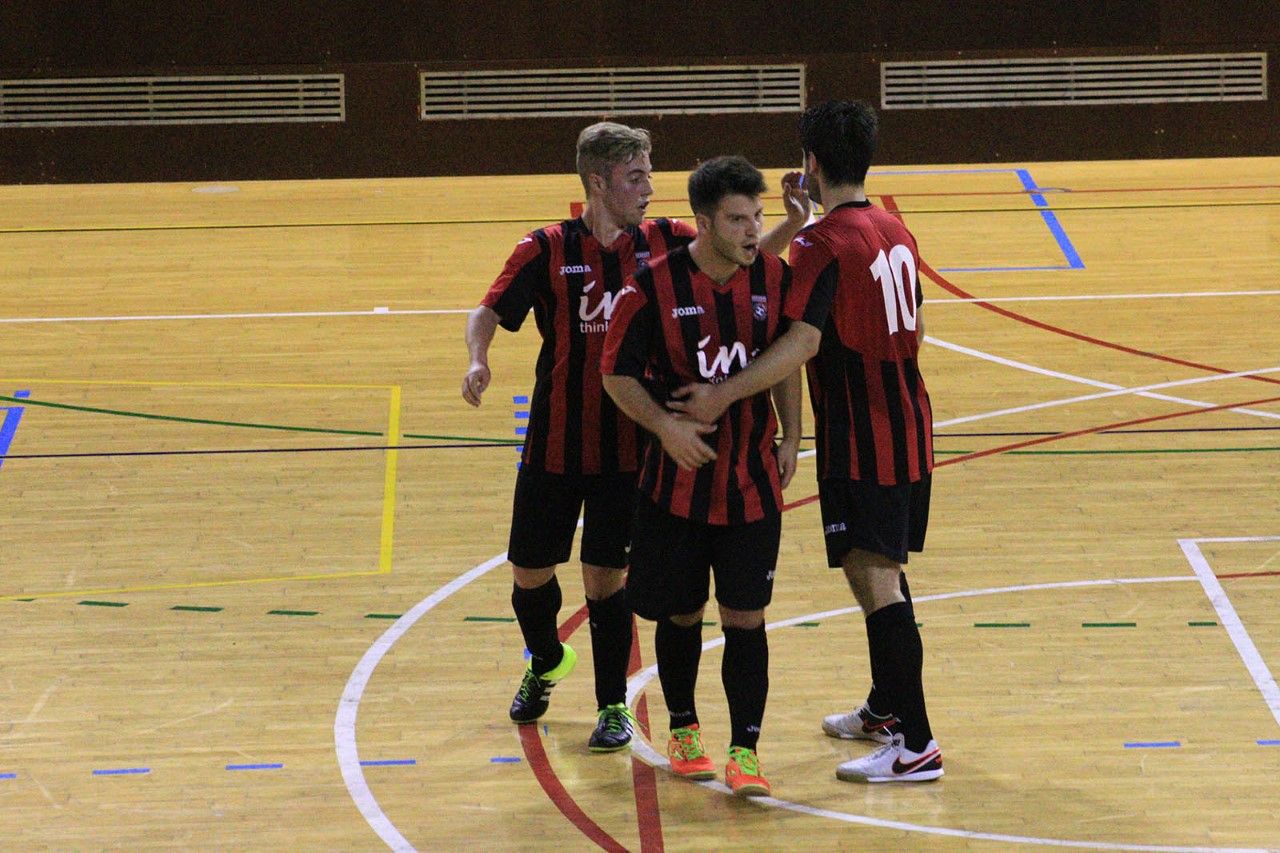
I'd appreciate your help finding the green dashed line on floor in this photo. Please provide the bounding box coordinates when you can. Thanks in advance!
[974,622,1031,628]
[1082,622,1137,628]
[463,616,516,623]
[79,600,128,607]
[1188,620,1218,626]
[267,609,319,617]
[171,605,224,613]
[365,613,402,620]
[794,621,821,627]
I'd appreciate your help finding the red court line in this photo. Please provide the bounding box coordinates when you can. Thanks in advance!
[518,604,629,852]
[647,183,1280,205]
[879,194,1280,388]
[628,620,664,853]
[518,725,628,853]
[782,393,1280,511]
[1217,570,1280,580]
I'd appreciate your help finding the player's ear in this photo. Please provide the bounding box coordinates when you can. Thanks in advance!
[588,172,608,194]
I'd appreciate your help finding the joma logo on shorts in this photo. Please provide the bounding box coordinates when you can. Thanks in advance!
[824,522,847,535]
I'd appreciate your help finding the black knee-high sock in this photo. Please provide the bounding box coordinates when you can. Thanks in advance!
[721,625,768,751]
[865,572,914,717]
[512,577,563,675]
[865,600,934,752]
[587,588,632,709]
[655,619,702,730]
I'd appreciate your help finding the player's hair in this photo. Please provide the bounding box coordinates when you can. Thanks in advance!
[687,155,767,218]
[799,100,878,187]
[576,122,652,192]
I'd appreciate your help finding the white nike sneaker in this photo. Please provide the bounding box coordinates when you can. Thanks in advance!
[821,703,898,744]
[835,732,943,783]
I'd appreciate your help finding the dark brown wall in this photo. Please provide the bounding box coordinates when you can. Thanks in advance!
[2,1,1277,183]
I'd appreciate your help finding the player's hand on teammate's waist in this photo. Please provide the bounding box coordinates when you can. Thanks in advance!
[667,382,729,424]
[656,414,718,471]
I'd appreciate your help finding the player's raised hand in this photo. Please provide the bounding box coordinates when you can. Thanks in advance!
[657,415,718,471]
[780,170,812,225]
[462,363,491,407]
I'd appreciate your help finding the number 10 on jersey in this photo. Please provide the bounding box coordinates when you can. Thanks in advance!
[870,245,919,334]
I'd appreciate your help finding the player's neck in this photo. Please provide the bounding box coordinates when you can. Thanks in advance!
[580,203,626,247]
[687,238,739,284]
[819,182,867,209]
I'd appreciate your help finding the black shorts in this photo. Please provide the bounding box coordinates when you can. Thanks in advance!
[507,466,637,569]
[818,474,931,567]
[626,495,782,621]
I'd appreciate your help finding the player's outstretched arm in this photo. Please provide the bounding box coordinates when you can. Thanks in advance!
[462,306,500,407]
[602,374,717,471]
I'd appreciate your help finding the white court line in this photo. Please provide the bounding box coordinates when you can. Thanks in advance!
[619,575,1262,853]
[925,341,1280,426]
[0,288,1277,324]
[926,289,1280,305]
[1179,538,1280,730]
[334,551,509,853]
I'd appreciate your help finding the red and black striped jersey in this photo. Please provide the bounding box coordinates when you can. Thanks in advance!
[602,246,792,525]
[481,216,695,474]
[783,200,934,486]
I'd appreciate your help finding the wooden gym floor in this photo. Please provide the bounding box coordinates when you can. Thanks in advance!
[0,157,1277,850]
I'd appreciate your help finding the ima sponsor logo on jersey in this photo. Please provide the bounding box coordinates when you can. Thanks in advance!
[824,522,847,536]
[792,235,813,247]
[671,305,705,319]
[696,335,758,383]
[578,281,626,333]
[751,294,768,321]
[560,264,593,275]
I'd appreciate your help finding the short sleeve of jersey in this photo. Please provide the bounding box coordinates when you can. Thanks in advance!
[783,232,838,330]
[668,218,698,240]
[480,232,546,332]
[600,277,652,380]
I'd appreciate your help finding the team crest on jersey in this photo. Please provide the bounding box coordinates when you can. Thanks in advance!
[793,235,813,247]
[751,294,768,321]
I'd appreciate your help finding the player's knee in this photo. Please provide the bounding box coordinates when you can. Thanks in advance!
[718,606,764,629]
[669,609,704,628]
[512,564,558,589]
[581,563,624,600]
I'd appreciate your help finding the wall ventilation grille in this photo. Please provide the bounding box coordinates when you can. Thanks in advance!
[421,65,804,119]
[881,53,1267,108]
[0,74,345,126]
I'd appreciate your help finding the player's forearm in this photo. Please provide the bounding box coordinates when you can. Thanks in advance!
[718,321,821,409]
[466,306,500,365]
[602,374,675,436]
[760,218,803,256]
[771,368,803,442]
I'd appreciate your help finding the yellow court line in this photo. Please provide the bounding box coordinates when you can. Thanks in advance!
[1,378,404,597]
[0,569,388,601]
[0,377,396,390]
[379,386,401,574]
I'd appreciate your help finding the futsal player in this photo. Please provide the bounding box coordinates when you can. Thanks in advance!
[601,156,803,796]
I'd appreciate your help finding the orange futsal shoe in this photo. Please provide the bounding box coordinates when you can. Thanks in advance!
[667,724,716,780]
[725,746,771,797]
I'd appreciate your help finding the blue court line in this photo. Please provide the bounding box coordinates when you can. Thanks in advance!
[1258,739,1280,746]
[515,426,527,436]
[512,395,529,404]
[0,390,31,471]
[0,772,16,780]
[514,411,529,419]
[360,758,417,767]
[225,763,283,771]
[93,767,150,776]
[1123,741,1181,748]
[490,756,522,763]
[1016,169,1085,269]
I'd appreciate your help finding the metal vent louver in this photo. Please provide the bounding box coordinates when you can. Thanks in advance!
[421,65,804,119]
[882,53,1267,108]
[0,74,345,126]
